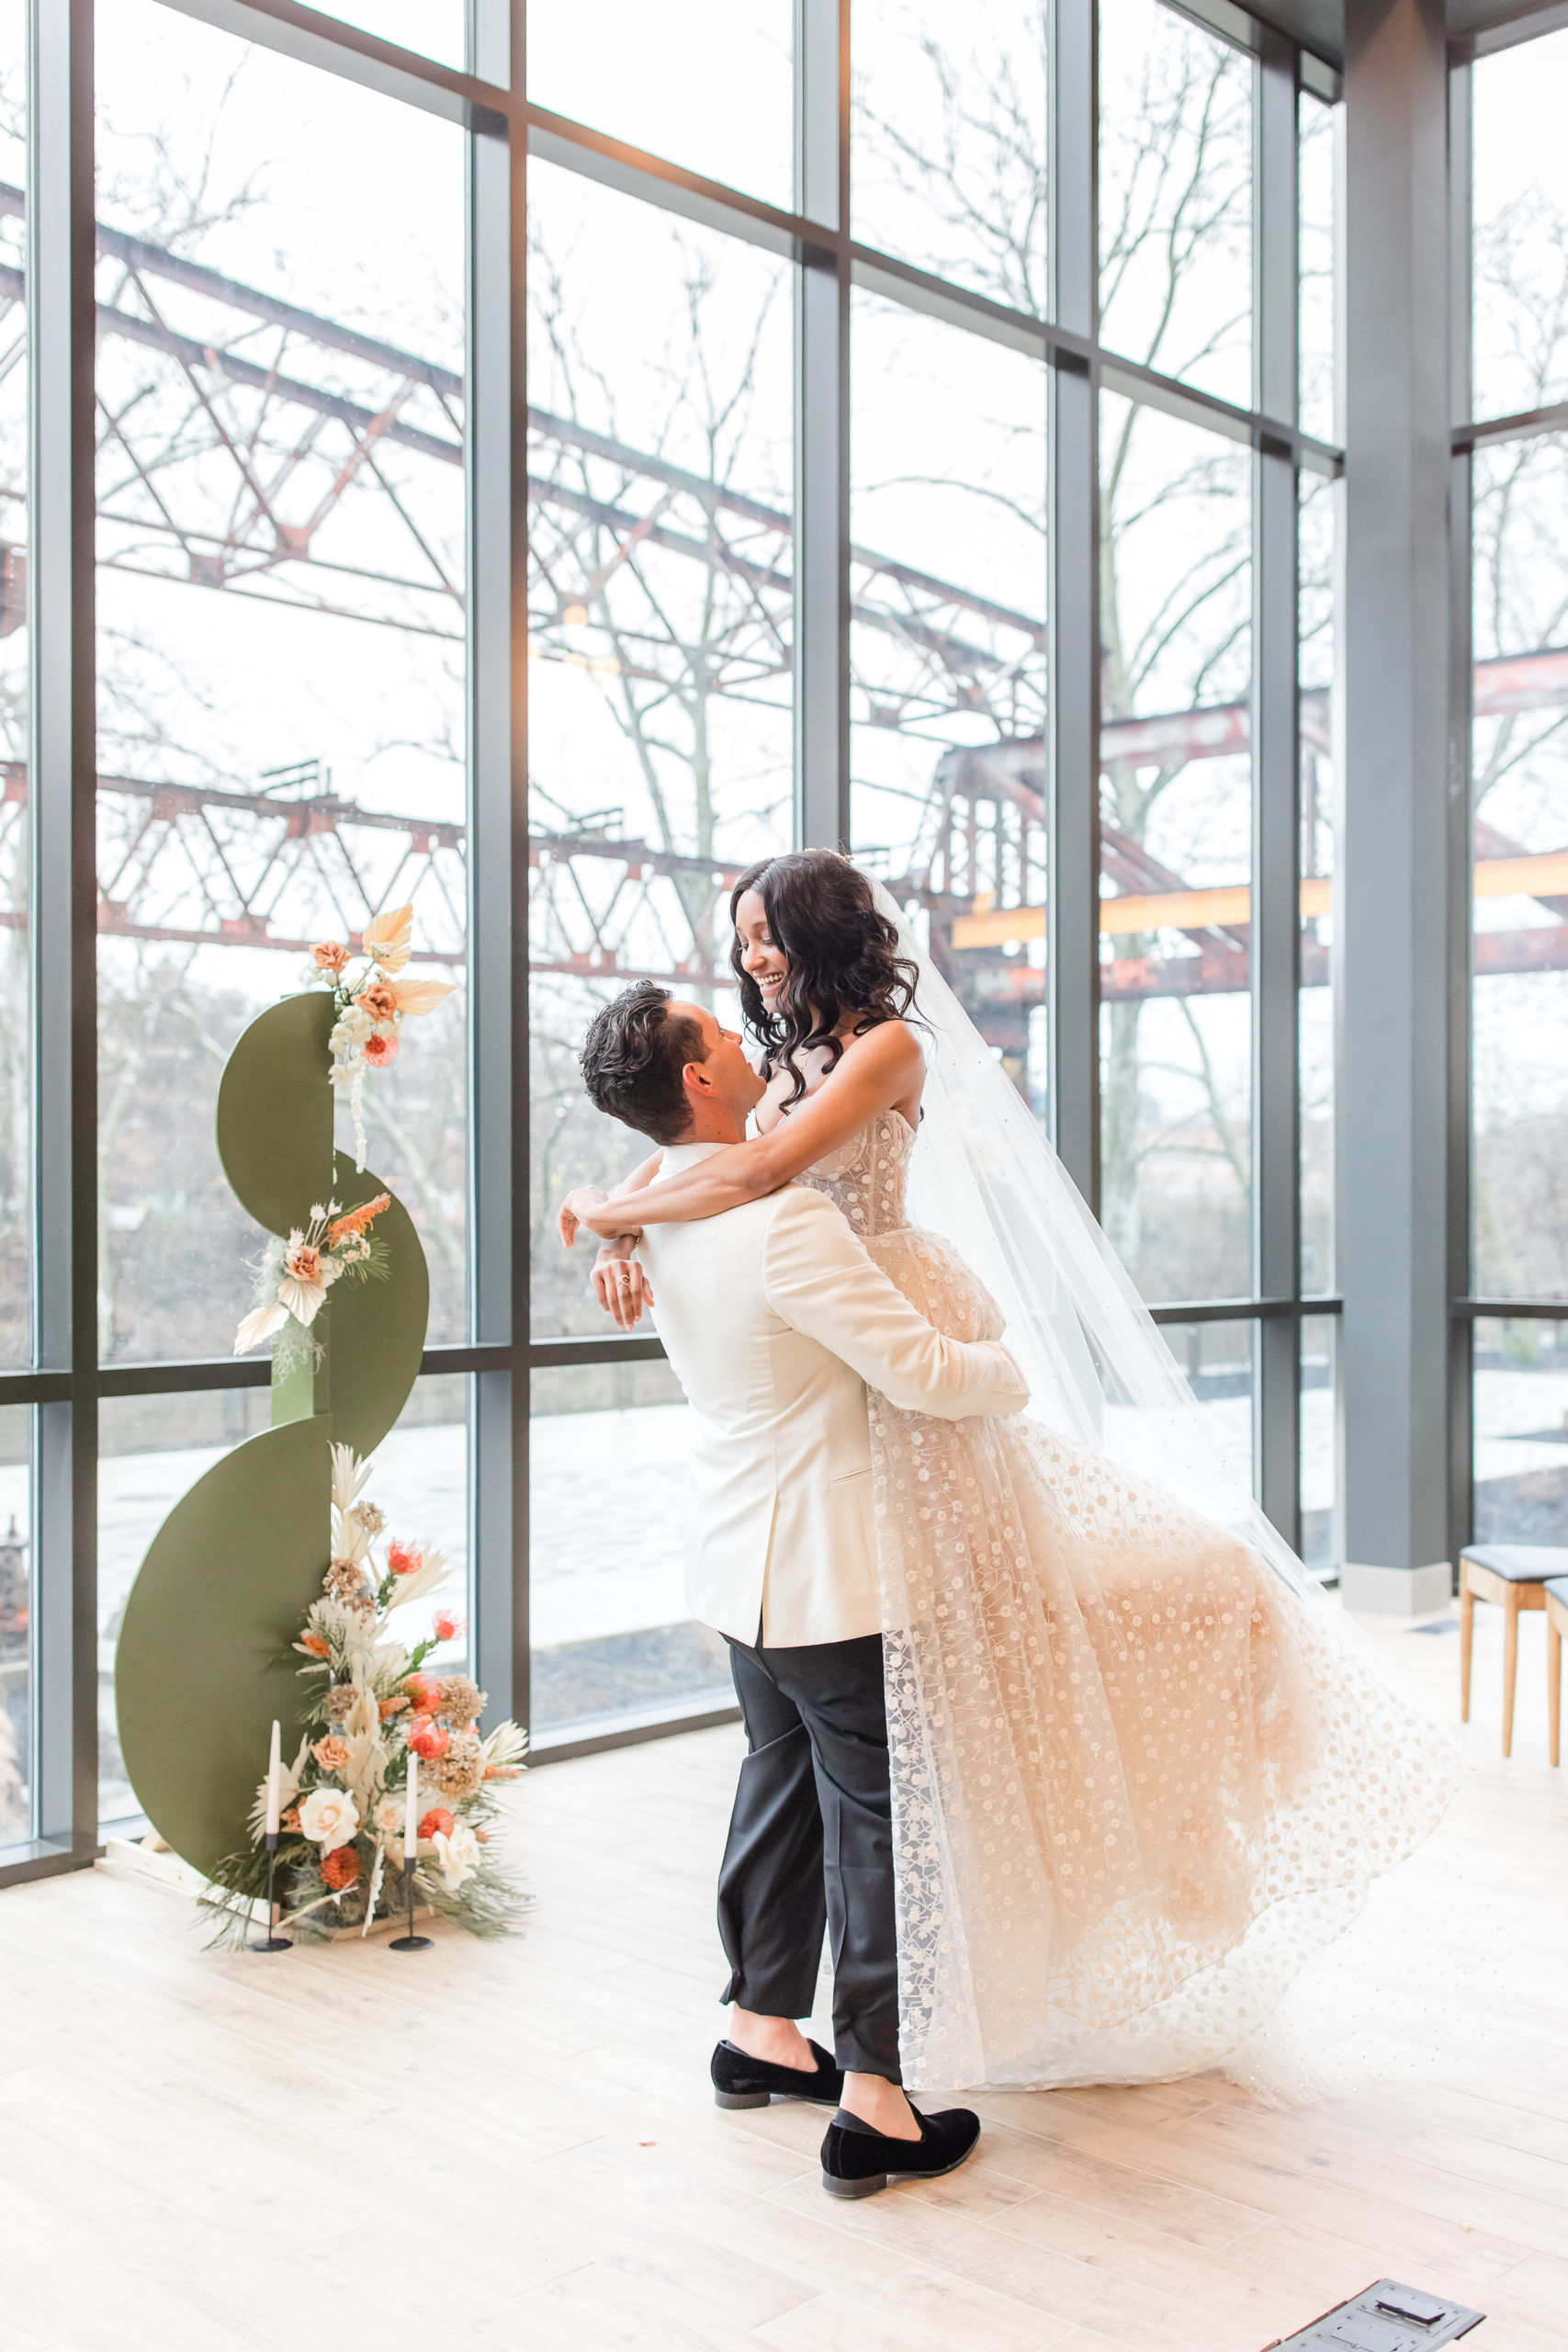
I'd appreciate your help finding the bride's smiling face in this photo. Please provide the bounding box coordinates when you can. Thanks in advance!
[734,888,789,1011]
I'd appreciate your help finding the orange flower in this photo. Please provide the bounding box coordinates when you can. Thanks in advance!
[433,1611,465,1643]
[320,1844,362,1893]
[408,1721,449,1760]
[418,1806,456,1841]
[404,1670,441,1712]
[299,1633,330,1659]
[280,1805,301,1833]
[378,1693,409,1720]
[357,979,399,1024]
[311,941,351,976]
[388,1543,423,1581]
[326,1193,390,1245]
[362,1031,399,1069]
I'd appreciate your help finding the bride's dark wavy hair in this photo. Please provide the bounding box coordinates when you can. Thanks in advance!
[728,850,920,1107]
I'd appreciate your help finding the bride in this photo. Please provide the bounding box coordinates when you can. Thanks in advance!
[558,849,1461,2096]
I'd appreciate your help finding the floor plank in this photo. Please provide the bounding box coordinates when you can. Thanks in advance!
[5,1602,1565,2348]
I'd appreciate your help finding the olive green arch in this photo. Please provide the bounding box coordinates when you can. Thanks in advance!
[114,990,429,1878]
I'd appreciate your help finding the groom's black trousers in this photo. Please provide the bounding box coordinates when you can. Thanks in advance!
[716,1631,900,2083]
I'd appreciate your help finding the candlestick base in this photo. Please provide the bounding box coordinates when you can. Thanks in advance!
[390,1852,431,1951]
[247,1842,292,1952]
[389,1930,434,1951]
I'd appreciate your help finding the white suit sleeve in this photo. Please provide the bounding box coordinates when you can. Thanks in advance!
[761,1188,1029,1420]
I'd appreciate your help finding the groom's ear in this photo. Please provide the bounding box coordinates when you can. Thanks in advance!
[682,1058,716,1099]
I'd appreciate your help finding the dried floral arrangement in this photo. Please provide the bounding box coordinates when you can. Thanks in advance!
[202,1444,527,1944]
[233,1192,393,1370]
[310,903,455,1171]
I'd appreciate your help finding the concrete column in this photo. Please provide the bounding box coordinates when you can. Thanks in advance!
[1337,0,1455,1613]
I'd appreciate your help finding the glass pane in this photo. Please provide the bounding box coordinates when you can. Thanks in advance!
[1472,434,1568,1299]
[1472,28,1568,424]
[0,1407,29,1845]
[1159,1318,1254,1483]
[1299,91,1337,442]
[1099,0,1253,407]
[527,3,793,209]
[848,290,1049,1112]
[95,5,468,1363]
[0,4,25,1371]
[1301,1313,1335,1577]
[99,1374,469,1829]
[1473,1317,1568,1544]
[310,4,466,68]
[852,2,1048,313]
[1099,394,1252,1303]
[1300,472,1336,1295]
[526,162,794,1337]
[531,1361,733,1738]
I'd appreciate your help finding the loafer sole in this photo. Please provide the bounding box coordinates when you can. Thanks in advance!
[821,2136,978,2199]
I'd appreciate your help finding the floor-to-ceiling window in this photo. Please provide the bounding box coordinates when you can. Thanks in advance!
[3,0,1345,1885]
[1461,24,1568,1548]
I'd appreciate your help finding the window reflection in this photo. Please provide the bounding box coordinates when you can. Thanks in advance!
[1472,28,1568,424]
[848,290,1048,1113]
[95,5,468,1361]
[1099,394,1252,1304]
[1099,0,1253,407]
[0,1408,28,1845]
[526,162,794,1340]
[1471,434,1568,1301]
[852,1,1048,313]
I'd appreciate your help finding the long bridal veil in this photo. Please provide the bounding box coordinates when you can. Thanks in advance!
[865,876,1462,2100]
[870,876,1309,1594]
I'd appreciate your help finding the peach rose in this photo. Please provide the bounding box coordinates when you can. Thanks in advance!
[311,1735,351,1770]
[357,979,398,1023]
[311,941,351,976]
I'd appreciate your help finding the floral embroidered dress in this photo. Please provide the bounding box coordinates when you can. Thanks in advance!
[795,1104,1460,2095]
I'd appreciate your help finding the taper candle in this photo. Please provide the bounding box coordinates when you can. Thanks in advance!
[265,1717,281,1838]
[404,1749,418,1861]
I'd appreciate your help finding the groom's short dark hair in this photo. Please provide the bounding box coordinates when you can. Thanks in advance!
[579,981,708,1147]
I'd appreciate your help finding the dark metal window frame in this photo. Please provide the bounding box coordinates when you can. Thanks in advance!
[1,0,1346,1892]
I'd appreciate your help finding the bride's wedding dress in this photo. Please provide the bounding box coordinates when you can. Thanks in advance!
[794,1094,1461,2098]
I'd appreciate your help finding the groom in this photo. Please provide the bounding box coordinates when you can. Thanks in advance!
[576,980,1028,2198]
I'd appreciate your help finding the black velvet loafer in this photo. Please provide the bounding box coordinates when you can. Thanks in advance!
[819,2104,981,2198]
[711,2037,844,2109]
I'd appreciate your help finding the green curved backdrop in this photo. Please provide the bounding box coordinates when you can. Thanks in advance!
[114,988,429,1878]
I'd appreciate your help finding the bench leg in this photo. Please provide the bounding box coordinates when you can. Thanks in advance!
[1503,1593,1520,1758]
[1551,1621,1562,1770]
[1460,1578,1474,1724]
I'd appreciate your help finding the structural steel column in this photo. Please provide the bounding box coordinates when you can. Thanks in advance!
[1337,0,1453,1611]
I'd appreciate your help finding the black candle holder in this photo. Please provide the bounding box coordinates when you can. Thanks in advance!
[247,1831,292,1952]
[389,1850,432,1951]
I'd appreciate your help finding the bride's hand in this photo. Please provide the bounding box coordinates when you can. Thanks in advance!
[558,1186,608,1250]
[592,1235,653,1330]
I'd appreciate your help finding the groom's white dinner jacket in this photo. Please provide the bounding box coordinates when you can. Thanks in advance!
[637,1141,1029,1647]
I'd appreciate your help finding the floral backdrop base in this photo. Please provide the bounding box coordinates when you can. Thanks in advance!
[201,1442,528,1947]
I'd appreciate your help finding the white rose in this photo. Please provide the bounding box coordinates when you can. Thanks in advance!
[432,1825,479,1893]
[299,1786,360,1853]
[374,1796,404,1838]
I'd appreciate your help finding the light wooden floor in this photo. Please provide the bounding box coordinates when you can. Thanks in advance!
[4,1603,1567,2351]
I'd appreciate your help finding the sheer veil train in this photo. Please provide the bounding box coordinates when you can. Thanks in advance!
[860,876,1463,2100]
